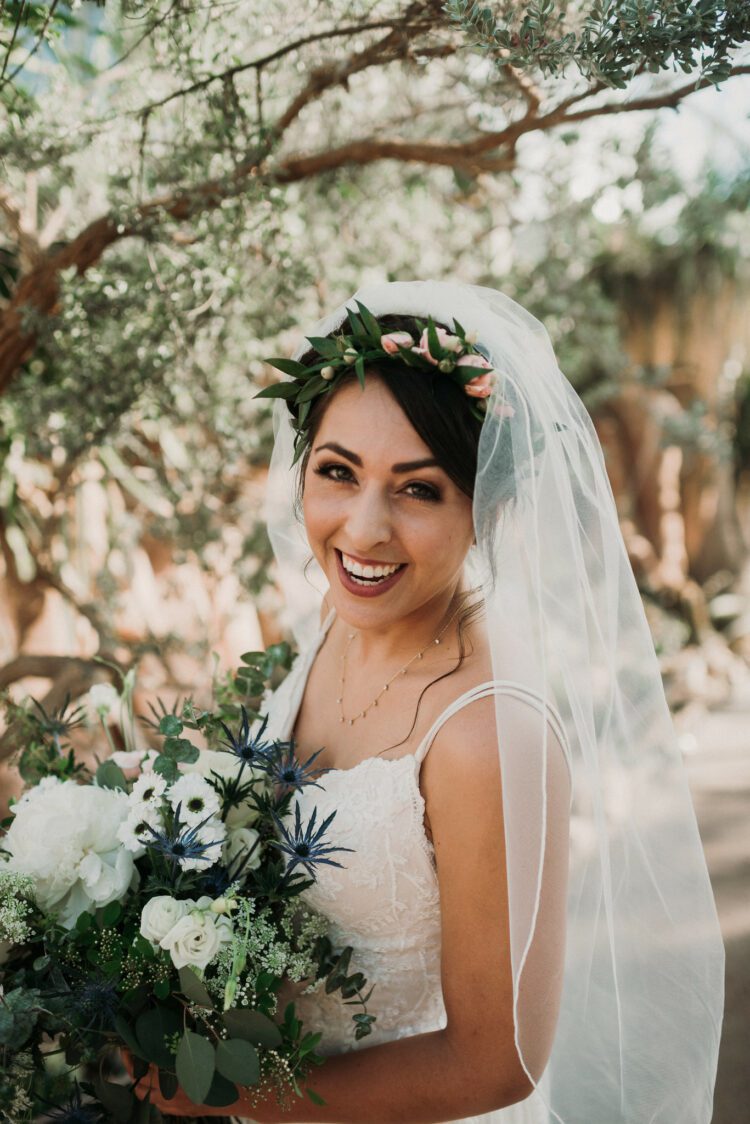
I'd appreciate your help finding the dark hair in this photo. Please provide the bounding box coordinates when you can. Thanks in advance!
[291,312,494,755]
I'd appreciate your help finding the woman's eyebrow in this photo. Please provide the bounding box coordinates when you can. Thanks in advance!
[314,441,439,474]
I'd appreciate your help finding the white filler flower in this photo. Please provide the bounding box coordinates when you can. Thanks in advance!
[168,773,221,824]
[3,781,136,929]
[87,682,121,723]
[158,897,233,971]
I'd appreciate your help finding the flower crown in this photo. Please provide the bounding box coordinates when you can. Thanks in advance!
[254,301,498,464]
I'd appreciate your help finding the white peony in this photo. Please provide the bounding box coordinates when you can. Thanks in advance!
[140,895,190,945]
[180,749,266,827]
[13,775,61,810]
[3,780,136,929]
[159,900,232,970]
[223,826,262,872]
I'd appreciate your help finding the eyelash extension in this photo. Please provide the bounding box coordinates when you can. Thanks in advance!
[312,462,441,503]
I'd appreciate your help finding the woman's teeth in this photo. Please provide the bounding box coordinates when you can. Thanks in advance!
[340,552,403,583]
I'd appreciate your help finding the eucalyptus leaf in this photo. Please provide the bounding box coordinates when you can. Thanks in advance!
[114,1014,146,1060]
[222,1008,282,1048]
[203,1071,240,1108]
[178,965,215,1009]
[176,1030,215,1106]
[215,1038,260,1085]
[95,759,128,791]
[158,1068,179,1100]
[136,1006,182,1069]
[158,714,183,736]
[152,755,179,781]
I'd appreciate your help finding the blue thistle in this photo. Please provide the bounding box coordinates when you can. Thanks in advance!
[269,801,354,878]
[218,707,275,768]
[265,738,331,793]
[146,804,222,868]
[30,691,87,753]
[39,1082,107,1123]
[72,976,119,1029]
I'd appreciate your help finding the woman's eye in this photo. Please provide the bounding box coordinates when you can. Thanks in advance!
[313,462,353,483]
[313,463,440,503]
[405,482,440,502]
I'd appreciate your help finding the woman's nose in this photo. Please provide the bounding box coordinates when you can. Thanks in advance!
[344,485,393,549]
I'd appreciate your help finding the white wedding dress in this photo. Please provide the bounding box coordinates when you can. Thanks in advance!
[257,607,565,1124]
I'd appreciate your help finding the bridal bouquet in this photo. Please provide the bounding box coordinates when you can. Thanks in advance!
[0,652,376,1123]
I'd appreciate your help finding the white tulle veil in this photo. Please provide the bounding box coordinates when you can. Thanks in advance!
[262,280,724,1122]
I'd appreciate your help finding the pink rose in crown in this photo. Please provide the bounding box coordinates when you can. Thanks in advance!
[456,353,493,372]
[380,331,415,354]
[456,353,495,398]
[412,326,462,364]
[463,374,494,398]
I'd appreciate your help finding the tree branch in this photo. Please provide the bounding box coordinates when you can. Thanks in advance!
[2,62,748,392]
[131,14,443,119]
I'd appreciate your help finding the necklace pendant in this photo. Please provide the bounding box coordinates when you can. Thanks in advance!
[349,719,354,726]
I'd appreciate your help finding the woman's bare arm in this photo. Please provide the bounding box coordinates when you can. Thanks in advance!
[135,692,568,1122]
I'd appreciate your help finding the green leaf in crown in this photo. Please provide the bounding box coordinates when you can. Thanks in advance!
[252,301,498,450]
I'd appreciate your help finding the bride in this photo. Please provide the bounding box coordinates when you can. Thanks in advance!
[136,281,724,1123]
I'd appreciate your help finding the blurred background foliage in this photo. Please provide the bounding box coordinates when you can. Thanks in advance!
[0,0,749,783]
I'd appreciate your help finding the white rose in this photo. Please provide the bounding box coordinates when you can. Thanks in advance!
[223,826,262,872]
[159,907,232,971]
[3,781,135,929]
[140,896,189,945]
[180,749,266,827]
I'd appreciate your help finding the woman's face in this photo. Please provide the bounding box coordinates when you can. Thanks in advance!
[302,376,475,631]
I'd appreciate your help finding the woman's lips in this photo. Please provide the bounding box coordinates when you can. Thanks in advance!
[334,549,407,598]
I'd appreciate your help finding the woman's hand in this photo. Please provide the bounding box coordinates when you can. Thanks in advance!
[120,1048,275,1121]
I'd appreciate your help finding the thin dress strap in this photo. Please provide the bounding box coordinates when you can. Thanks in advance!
[414,680,573,784]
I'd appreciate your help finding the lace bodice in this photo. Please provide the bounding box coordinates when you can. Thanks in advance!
[258,608,567,1123]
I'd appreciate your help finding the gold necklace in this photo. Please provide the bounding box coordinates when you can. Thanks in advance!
[337,606,459,726]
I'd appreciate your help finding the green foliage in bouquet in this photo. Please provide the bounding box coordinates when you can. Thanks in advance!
[0,642,376,1122]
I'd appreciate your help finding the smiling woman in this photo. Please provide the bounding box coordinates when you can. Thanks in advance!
[137,281,724,1123]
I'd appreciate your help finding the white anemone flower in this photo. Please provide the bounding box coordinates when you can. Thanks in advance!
[130,772,167,807]
[180,819,226,873]
[168,773,221,825]
[117,804,164,857]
